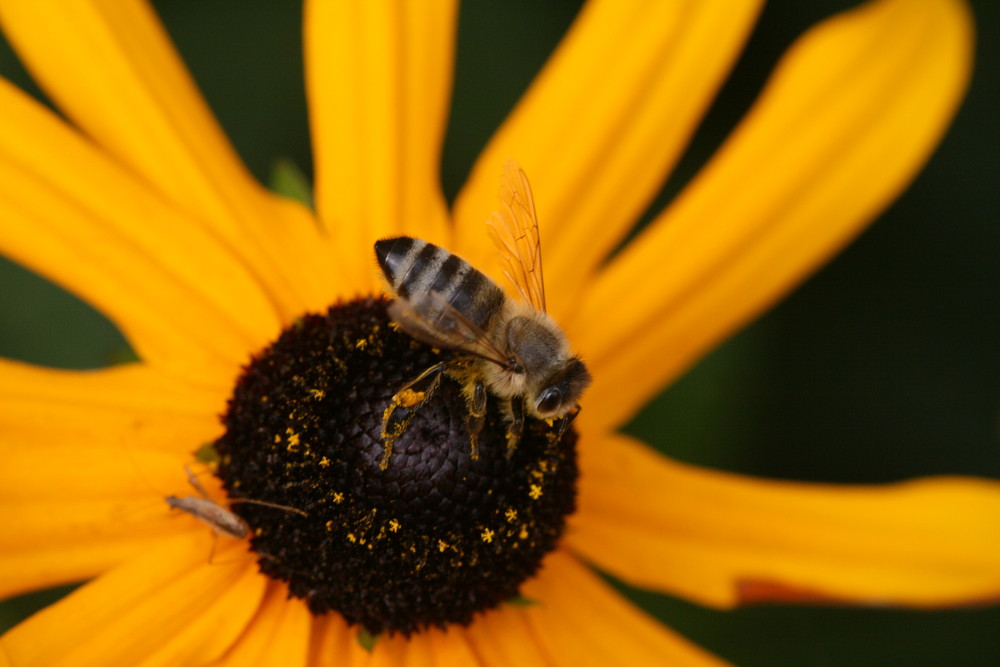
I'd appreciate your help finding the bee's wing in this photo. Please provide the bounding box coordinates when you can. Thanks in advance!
[486,159,547,313]
[388,291,516,370]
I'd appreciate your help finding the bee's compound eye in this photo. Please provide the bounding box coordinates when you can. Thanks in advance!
[536,387,563,415]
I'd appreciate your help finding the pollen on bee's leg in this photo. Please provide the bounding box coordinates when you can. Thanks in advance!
[397,388,426,407]
[379,361,449,469]
[462,381,488,461]
[379,398,415,470]
[504,399,525,459]
[212,297,579,636]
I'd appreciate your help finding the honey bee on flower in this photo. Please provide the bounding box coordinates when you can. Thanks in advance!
[376,161,591,468]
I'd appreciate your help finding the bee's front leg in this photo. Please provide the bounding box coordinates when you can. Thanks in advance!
[504,398,525,459]
[550,405,580,445]
[461,380,488,461]
[380,362,448,470]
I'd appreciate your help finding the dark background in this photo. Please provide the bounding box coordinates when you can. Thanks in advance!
[1,2,997,665]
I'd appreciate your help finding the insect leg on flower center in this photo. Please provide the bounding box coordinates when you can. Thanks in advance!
[375,161,591,469]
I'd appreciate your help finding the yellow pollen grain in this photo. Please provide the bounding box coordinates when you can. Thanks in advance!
[481,529,495,543]
[505,508,518,522]
[355,338,368,350]
[519,525,529,539]
[319,456,331,467]
[398,388,425,408]
[309,388,326,400]
[347,533,357,543]
[332,492,344,504]
[273,434,281,444]
[388,519,400,532]
[325,520,334,531]
[529,484,543,500]
[438,540,450,552]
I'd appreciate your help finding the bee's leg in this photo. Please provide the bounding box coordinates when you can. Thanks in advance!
[462,380,488,461]
[551,405,581,445]
[380,362,448,470]
[505,398,525,459]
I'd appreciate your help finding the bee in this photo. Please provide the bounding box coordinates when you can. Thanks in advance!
[375,160,591,469]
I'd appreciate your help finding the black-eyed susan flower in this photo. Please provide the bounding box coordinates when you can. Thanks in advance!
[1,0,998,665]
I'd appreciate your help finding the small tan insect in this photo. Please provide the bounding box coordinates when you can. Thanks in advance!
[166,494,250,539]
[165,465,306,538]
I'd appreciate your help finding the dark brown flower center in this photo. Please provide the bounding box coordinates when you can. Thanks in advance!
[214,296,578,635]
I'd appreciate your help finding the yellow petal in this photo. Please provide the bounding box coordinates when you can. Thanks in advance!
[452,0,764,320]
[0,383,231,599]
[305,610,480,666]
[0,80,283,383]
[0,532,264,667]
[575,0,973,430]
[0,534,186,602]
[0,439,199,597]
[362,626,479,667]
[569,434,1000,609]
[0,0,340,317]
[0,0,247,222]
[0,360,222,453]
[305,614,354,667]
[461,605,557,666]
[214,583,312,667]
[422,626,482,667]
[306,0,456,293]
[0,442,189,501]
[520,550,730,666]
[306,612,409,667]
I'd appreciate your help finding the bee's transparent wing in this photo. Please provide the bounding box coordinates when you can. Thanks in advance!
[486,159,547,313]
[388,291,516,370]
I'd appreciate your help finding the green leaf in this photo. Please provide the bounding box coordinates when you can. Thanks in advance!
[269,157,314,208]
[194,442,220,465]
[357,627,379,652]
[506,594,539,608]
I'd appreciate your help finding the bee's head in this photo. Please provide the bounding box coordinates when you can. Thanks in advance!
[532,357,591,419]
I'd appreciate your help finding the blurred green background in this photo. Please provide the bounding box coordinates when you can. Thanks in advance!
[1,1,997,665]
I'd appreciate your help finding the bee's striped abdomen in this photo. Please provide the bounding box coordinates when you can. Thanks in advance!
[375,236,505,330]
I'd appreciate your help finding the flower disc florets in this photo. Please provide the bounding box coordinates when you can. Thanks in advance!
[214,297,578,635]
